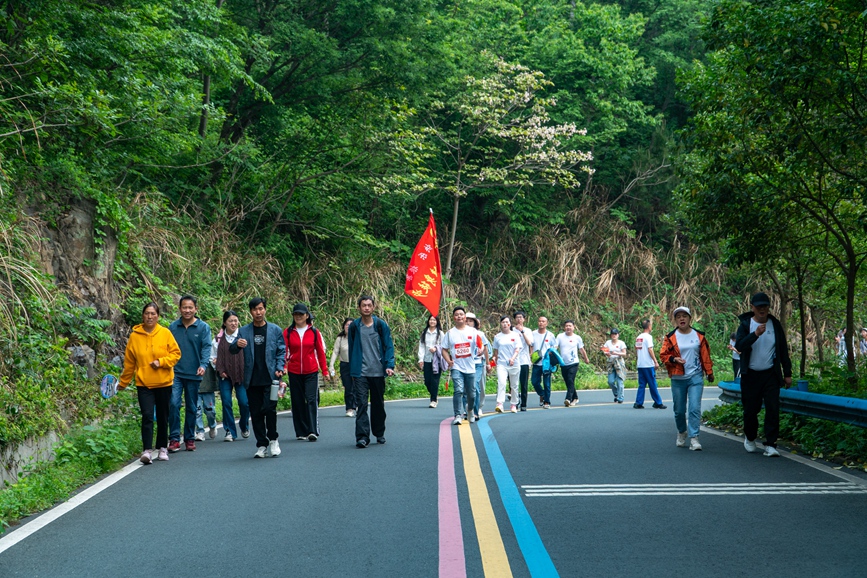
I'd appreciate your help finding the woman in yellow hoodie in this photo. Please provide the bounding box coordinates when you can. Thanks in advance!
[119,302,181,464]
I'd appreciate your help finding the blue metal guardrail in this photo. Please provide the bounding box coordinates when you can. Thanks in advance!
[717,381,867,428]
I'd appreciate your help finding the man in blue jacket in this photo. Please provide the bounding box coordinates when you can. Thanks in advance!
[347,295,395,448]
[168,295,212,452]
[230,297,286,458]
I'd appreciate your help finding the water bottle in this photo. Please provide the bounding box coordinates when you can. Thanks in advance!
[270,379,280,401]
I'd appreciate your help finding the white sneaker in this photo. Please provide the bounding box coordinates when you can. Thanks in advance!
[224,432,234,442]
[452,416,462,426]
[572,399,579,406]
[564,399,571,407]
[510,405,518,413]
[495,404,504,413]
[429,401,438,408]
[254,446,266,458]
[676,432,687,447]
[764,445,780,457]
[140,450,153,465]
[269,439,281,457]
[346,410,353,417]
[195,431,206,442]
[744,438,758,453]
[468,414,475,423]
[209,427,216,439]
[689,437,702,451]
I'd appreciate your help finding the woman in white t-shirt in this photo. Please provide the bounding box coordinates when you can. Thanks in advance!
[417,315,444,408]
[602,328,628,403]
[492,316,523,413]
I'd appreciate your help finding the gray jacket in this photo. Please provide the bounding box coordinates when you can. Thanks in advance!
[230,322,286,387]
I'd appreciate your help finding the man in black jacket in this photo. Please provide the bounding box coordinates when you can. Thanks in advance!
[735,292,792,457]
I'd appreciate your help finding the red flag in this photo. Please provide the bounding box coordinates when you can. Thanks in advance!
[405,211,442,316]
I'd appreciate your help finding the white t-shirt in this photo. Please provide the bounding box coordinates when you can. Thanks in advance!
[673,329,701,378]
[532,331,557,366]
[556,333,584,366]
[748,318,776,371]
[635,332,655,368]
[515,327,533,366]
[441,326,481,374]
[493,331,523,367]
[604,339,627,360]
[729,338,740,361]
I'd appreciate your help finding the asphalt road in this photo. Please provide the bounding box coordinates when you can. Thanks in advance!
[1,386,865,577]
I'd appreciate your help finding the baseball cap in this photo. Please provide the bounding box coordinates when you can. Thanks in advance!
[292,303,309,315]
[672,306,691,317]
[750,292,771,306]
[610,327,620,334]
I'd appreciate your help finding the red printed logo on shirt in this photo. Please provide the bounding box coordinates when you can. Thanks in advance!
[454,342,471,358]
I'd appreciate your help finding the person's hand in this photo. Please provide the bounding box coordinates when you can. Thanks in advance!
[150,359,161,369]
[386,368,395,377]
[428,346,436,353]
[418,361,424,370]
[275,370,284,378]
[755,323,766,336]
[784,376,792,388]
[237,338,248,348]
[447,360,454,368]
[707,372,715,383]
[220,372,228,379]
[674,357,685,364]
[654,362,659,369]
[196,366,205,376]
[508,358,515,366]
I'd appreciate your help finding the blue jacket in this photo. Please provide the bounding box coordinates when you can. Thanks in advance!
[542,348,566,375]
[347,316,395,378]
[230,321,286,387]
[169,318,212,381]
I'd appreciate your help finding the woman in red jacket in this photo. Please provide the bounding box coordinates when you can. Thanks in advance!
[284,303,329,441]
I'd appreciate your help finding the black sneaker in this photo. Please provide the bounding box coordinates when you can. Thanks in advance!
[652,403,668,409]
[633,404,644,409]
[520,407,527,412]
[356,439,369,448]
[376,436,386,445]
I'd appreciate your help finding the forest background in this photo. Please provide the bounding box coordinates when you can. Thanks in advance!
[0,0,865,452]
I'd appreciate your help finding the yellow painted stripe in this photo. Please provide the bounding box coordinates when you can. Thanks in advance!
[458,423,513,577]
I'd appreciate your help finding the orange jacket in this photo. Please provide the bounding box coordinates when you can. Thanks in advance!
[119,324,181,389]
[660,329,714,378]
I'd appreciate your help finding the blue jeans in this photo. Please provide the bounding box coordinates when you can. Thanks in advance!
[608,370,624,402]
[195,392,216,433]
[671,372,704,438]
[219,378,250,439]
[170,376,200,442]
[451,369,476,418]
[531,365,552,404]
[462,364,486,416]
[635,367,663,406]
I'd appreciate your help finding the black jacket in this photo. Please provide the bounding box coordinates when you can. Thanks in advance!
[734,312,792,380]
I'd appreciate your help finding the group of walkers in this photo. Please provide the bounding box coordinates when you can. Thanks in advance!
[118,289,792,464]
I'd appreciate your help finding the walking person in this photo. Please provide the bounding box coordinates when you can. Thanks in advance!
[530,316,558,409]
[728,333,741,379]
[633,319,666,409]
[602,328,627,403]
[513,311,534,411]
[860,328,867,357]
[347,295,395,448]
[168,295,212,452]
[735,292,792,457]
[329,318,356,417]
[118,302,181,464]
[661,307,714,451]
[417,314,445,409]
[230,297,286,458]
[284,303,329,442]
[215,310,250,441]
[466,313,491,419]
[195,355,219,441]
[556,321,590,406]
[441,307,483,425]
[492,316,523,413]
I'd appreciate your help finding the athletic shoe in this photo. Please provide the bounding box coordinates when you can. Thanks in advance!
[676,432,687,447]
[168,440,181,453]
[254,446,267,458]
[477,410,484,418]
[510,405,518,414]
[297,436,307,441]
[543,403,551,409]
[224,432,234,442]
[241,430,250,439]
[617,400,624,404]
[520,407,527,412]
[140,450,153,465]
[429,401,437,408]
[346,409,354,417]
[185,440,196,452]
[633,404,644,409]
[307,433,318,442]
[269,440,281,457]
[689,437,702,451]
[495,404,504,413]
[376,436,386,445]
[209,427,216,439]
[356,439,369,448]
[195,431,206,442]
[157,448,169,461]
[652,403,667,409]
[571,399,580,406]
[744,438,758,453]
[764,445,780,457]
[564,400,571,407]
[452,416,462,425]
[539,400,544,407]
[468,414,475,423]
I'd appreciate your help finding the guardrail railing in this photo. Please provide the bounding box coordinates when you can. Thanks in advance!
[717,381,867,428]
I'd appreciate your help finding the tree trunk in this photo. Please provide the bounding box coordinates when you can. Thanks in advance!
[845,266,857,385]
[445,193,459,279]
[198,74,211,138]
[809,306,824,364]
[795,264,807,378]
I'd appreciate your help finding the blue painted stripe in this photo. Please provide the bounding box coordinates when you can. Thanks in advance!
[477,416,559,577]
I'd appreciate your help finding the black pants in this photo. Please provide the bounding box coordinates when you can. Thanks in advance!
[340,361,355,410]
[732,359,741,379]
[137,385,171,451]
[355,376,387,442]
[423,361,441,402]
[742,367,781,447]
[247,385,278,448]
[289,372,320,437]
[562,363,579,402]
[519,365,530,408]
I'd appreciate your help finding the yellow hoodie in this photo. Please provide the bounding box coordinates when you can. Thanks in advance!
[119,324,181,389]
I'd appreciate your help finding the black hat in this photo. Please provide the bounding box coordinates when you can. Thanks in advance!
[292,303,310,315]
[750,292,771,306]
[610,327,620,334]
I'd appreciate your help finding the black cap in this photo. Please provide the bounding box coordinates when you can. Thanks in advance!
[292,303,309,315]
[610,327,620,334]
[750,292,770,306]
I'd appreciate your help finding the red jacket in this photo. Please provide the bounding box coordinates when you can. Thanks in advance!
[283,326,329,377]
[660,328,714,378]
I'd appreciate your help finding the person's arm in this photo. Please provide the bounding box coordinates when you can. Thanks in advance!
[329,337,341,377]
[418,338,427,367]
[274,325,286,378]
[381,320,396,375]
[700,335,714,382]
[197,324,212,376]
[648,346,659,367]
[118,338,137,390]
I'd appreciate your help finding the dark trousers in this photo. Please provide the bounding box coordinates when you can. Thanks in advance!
[562,363,579,402]
[247,385,278,448]
[355,376,387,442]
[732,359,741,379]
[530,365,552,404]
[423,361,441,402]
[742,367,781,447]
[340,361,356,410]
[289,372,320,437]
[137,385,171,451]
[519,365,530,408]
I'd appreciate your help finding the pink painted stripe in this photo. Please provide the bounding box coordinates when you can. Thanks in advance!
[439,417,467,578]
